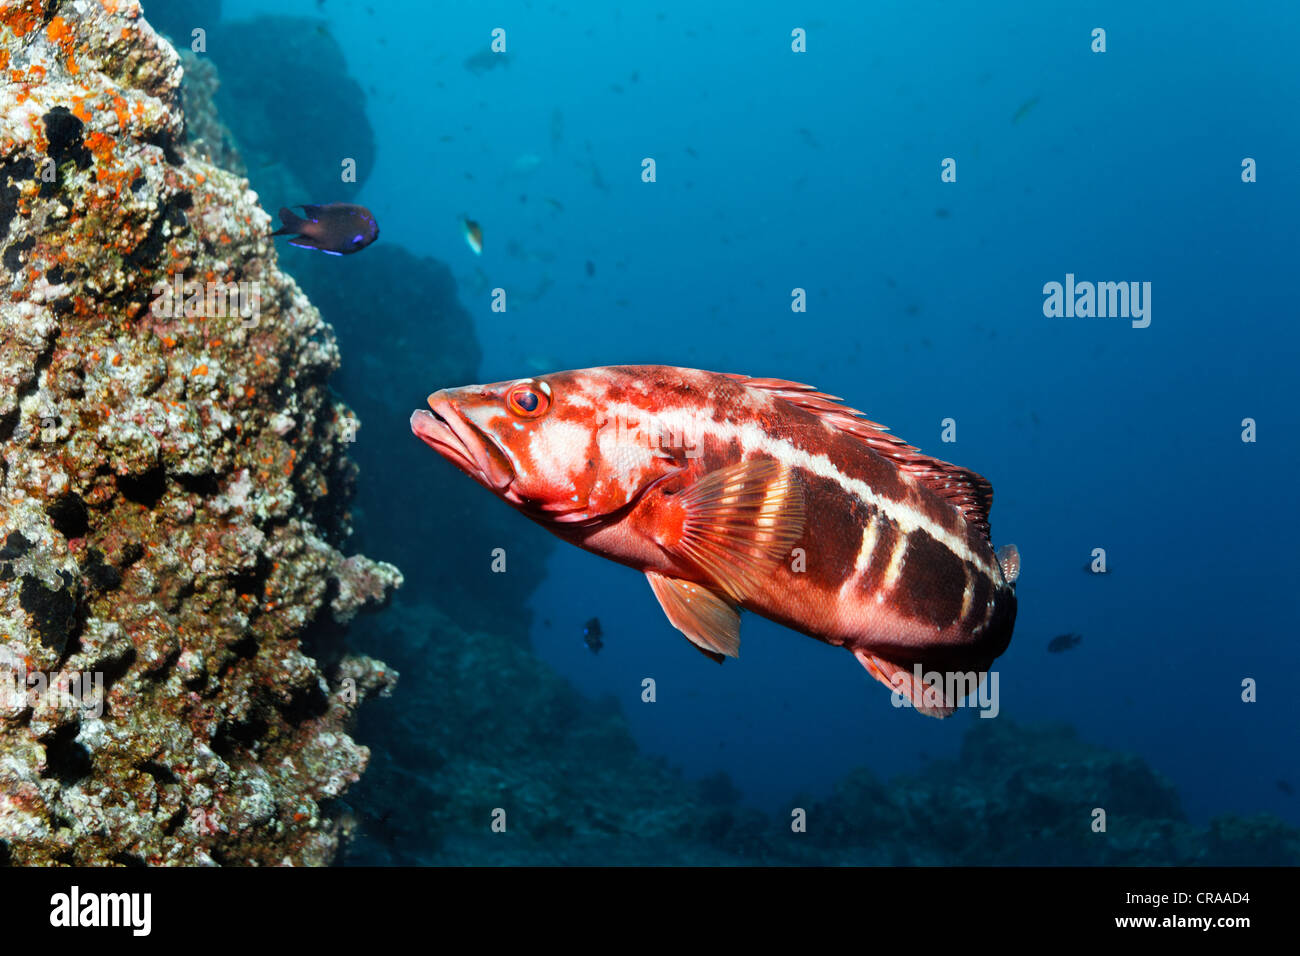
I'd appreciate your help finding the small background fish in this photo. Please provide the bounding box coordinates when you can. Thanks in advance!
[583,617,603,654]
[1047,633,1083,653]
[271,203,378,255]
[462,217,483,255]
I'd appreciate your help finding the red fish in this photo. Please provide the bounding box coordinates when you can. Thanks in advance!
[410,366,1019,716]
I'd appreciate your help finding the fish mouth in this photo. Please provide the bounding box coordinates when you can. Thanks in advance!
[410,396,514,492]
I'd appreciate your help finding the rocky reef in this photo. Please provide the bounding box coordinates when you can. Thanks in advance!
[150,6,372,211]
[344,598,1300,866]
[165,7,554,634]
[0,0,399,864]
[137,0,220,56]
[804,719,1300,866]
[343,600,719,865]
[288,245,555,636]
[205,14,372,205]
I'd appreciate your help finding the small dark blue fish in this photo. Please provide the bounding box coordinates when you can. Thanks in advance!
[1047,633,1082,654]
[583,617,603,654]
[1278,779,1294,796]
[271,203,378,255]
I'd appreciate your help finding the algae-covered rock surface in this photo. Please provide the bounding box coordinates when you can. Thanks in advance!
[0,0,399,865]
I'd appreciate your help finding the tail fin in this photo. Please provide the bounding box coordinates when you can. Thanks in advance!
[996,543,1020,587]
[270,206,308,236]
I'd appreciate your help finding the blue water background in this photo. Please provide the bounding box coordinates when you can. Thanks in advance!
[225,0,1300,826]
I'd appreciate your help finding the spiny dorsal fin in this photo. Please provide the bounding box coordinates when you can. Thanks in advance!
[726,373,994,538]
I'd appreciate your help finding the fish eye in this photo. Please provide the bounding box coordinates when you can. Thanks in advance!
[505,379,551,418]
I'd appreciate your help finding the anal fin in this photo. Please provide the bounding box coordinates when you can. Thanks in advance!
[646,571,739,662]
[853,649,957,719]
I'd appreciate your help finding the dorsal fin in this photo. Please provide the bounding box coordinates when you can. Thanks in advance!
[726,373,995,538]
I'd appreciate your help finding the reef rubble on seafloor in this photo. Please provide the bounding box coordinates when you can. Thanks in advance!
[0,1,400,864]
[803,720,1300,866]
[344,597,1300,866]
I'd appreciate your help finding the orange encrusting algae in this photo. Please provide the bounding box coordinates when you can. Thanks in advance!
[0,2,44,38]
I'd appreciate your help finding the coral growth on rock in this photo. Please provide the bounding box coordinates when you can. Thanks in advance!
[0,0,398,865]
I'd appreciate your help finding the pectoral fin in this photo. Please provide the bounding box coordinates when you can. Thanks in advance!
[646,571,739,662]
[668,458,804,603]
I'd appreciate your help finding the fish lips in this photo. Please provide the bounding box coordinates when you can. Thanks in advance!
[410,396,514,492]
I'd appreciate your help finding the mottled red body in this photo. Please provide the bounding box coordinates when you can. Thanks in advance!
[411,366,1018,716]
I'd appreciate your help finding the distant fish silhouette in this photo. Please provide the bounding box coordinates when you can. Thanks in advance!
[1278,779,1294,796]
[797,127,821,149]
[550,108,564,151]
[583,141,609,192]
[583,617,603,654]
[1012,96,1040,124]
[464,49,510,74]
[271,203,378,255]
[1047,633,1082,654]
